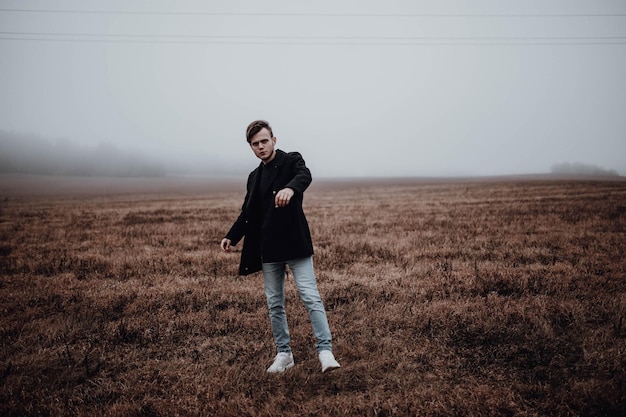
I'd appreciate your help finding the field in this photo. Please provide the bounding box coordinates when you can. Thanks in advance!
[1,175,625,416]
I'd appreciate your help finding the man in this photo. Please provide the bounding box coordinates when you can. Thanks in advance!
[220,120,340,373]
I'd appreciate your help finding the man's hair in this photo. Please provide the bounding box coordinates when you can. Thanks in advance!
[246,120,273,143]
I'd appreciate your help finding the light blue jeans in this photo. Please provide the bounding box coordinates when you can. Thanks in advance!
[262,256,333,353]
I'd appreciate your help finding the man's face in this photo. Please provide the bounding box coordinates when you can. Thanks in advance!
[249,128,276,163]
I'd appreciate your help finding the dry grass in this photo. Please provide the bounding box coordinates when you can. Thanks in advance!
[1,178,625,416]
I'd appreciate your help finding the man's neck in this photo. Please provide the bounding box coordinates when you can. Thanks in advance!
[262,150,277,165]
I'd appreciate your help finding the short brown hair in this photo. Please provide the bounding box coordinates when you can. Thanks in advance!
[246,120,273,143]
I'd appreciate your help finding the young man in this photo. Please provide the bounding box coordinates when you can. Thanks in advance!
[220,120,340,373]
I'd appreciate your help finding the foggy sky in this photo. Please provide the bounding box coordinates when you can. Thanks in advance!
[1,0,625,177]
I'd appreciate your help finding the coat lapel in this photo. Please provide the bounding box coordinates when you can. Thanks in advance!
[259,150,285,194]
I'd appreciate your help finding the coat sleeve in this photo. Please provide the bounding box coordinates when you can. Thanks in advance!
[224,171,256,245]
[225,208,247,246]
[284,152,312,197]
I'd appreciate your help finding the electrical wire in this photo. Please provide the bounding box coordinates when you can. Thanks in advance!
[1,32,625,46]
[1,8,626,18]
[2,8,624,46]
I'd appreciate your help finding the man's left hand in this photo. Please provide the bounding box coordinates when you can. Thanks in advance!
[275,188,294,208]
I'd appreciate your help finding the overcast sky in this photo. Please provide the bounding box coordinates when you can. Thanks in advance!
[1,0,625,177]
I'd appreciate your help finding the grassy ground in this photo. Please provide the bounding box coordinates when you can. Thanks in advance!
[1,178,625,416]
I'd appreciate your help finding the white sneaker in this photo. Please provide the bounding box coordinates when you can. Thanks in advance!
[318,350,340,373]
[267,352,294,373]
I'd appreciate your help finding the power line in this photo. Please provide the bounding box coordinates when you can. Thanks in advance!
[1,35,625,46]
[2,31,626,43]
[1,8,626,18]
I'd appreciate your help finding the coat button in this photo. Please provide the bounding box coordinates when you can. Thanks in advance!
[272,191,276,194]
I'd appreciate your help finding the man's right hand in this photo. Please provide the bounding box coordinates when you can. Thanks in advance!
[220,238,232,252]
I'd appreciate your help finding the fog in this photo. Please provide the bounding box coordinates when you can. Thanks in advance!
[1,0,625,178]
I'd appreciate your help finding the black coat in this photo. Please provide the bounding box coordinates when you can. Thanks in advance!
[225,149,314,275]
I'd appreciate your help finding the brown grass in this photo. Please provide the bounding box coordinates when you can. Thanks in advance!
[1,177,625,416]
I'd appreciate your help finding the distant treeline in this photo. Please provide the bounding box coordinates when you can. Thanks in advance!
[550,162,619,177]
[0,131,165,177]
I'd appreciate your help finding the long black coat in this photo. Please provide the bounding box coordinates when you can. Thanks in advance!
[225,149,314,275]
